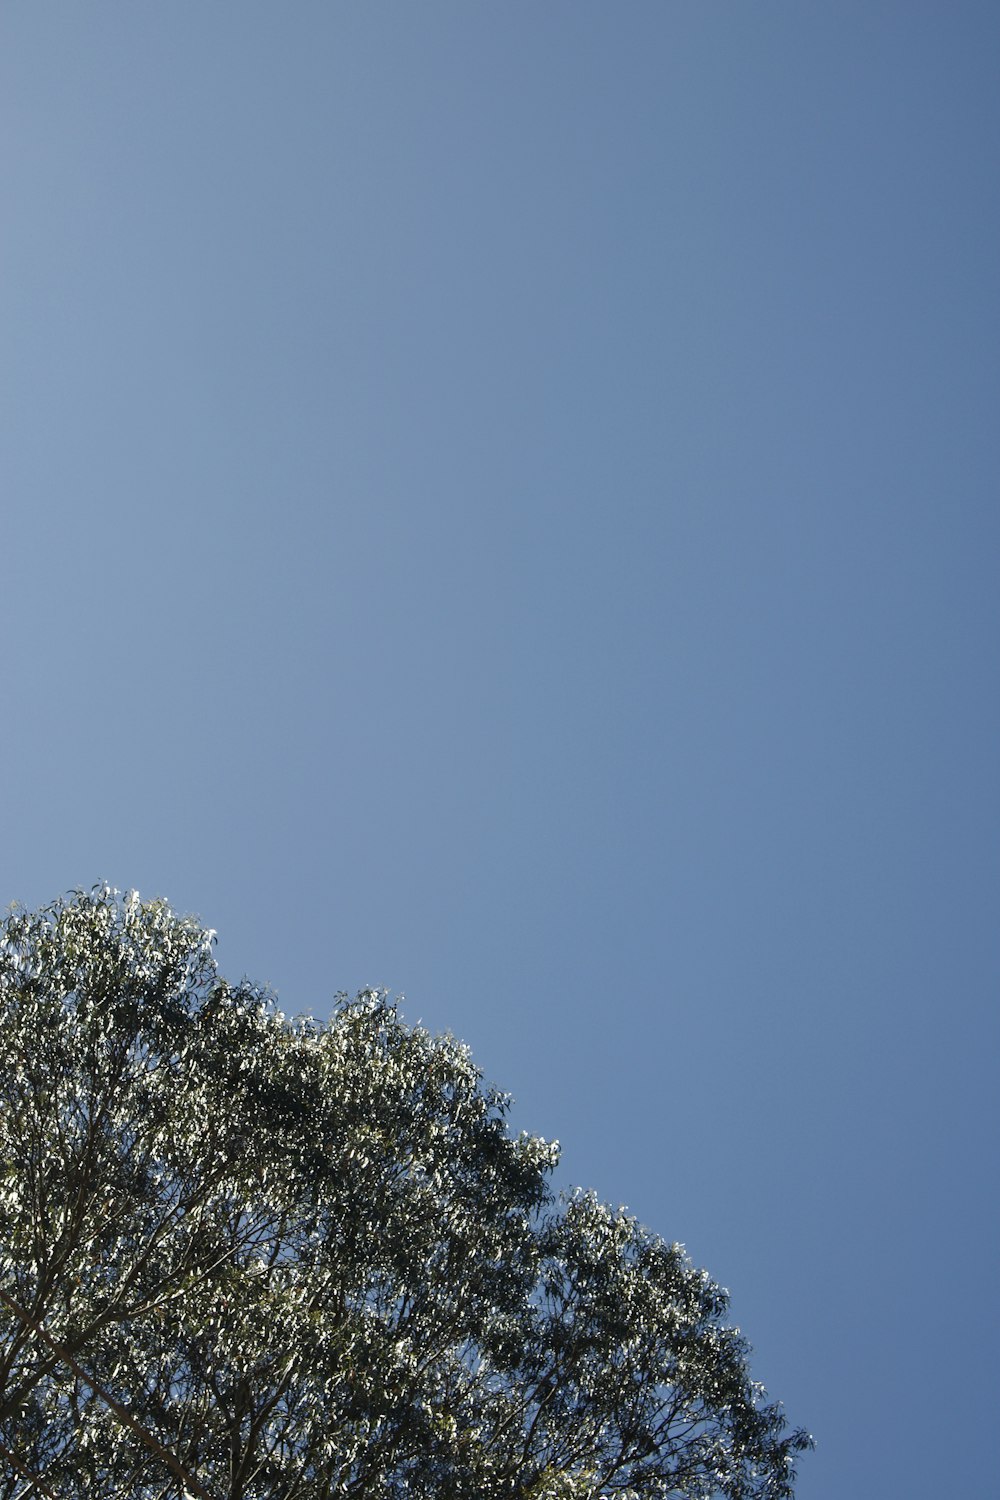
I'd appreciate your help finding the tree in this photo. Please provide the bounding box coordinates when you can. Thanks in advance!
[0,888,810,1500]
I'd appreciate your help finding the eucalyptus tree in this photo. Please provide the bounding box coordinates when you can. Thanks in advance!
[0,888,810,1500]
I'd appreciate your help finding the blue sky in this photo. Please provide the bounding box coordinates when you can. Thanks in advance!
[2,4,998,1496]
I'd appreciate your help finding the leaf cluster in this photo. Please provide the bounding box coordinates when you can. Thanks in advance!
[0,889,810,1499]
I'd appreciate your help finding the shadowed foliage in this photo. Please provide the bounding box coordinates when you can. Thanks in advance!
[0,888,810,1499]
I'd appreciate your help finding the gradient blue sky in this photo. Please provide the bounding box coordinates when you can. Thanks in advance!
[2,5,998,1496]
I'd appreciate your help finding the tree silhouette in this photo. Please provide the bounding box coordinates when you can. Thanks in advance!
[0,888,810,1499]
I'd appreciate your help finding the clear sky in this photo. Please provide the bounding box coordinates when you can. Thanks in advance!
[2,4,998,1496]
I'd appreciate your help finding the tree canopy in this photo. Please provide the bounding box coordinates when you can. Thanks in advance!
[0,888,810,1500]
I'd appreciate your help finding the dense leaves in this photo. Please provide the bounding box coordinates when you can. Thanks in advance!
[0,889,810,1499]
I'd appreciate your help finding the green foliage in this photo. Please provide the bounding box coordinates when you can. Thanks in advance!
[0,888,810,1499]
